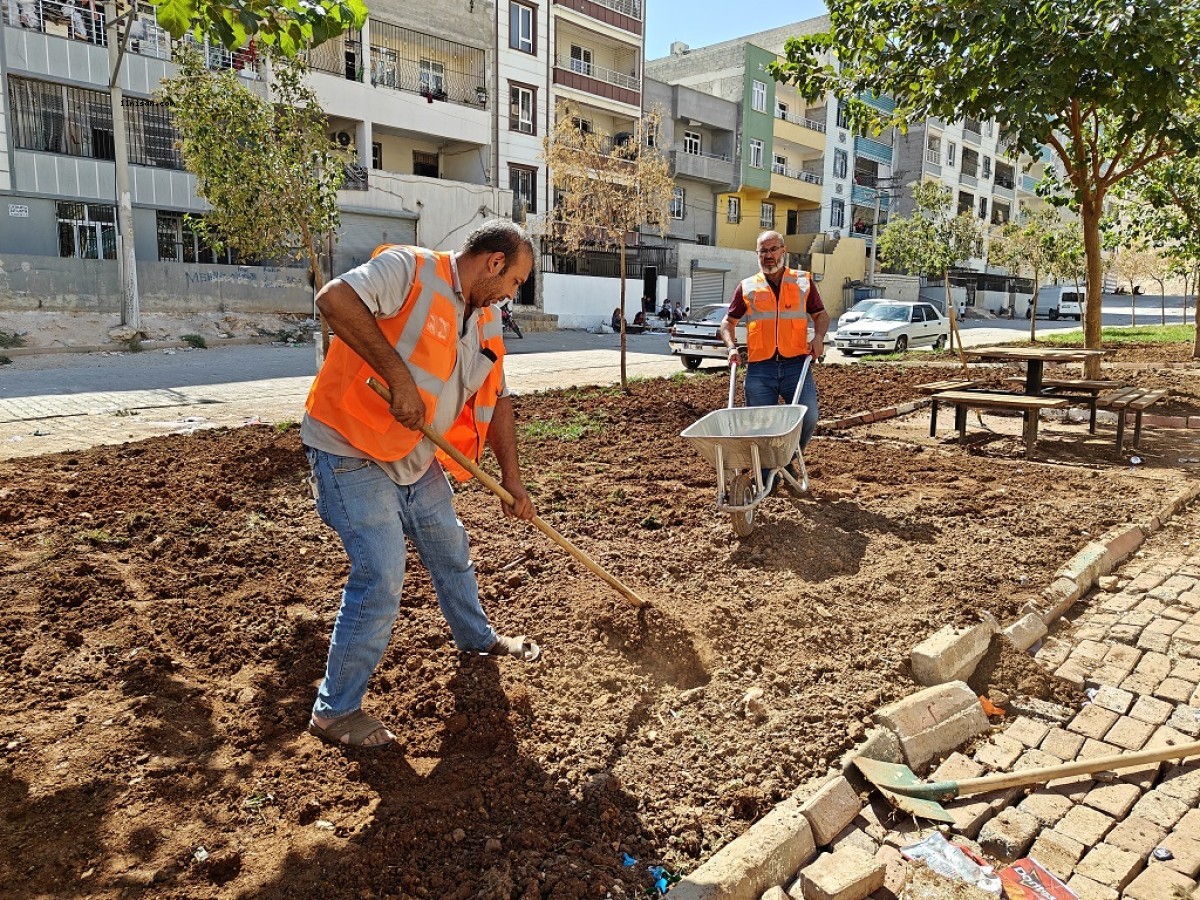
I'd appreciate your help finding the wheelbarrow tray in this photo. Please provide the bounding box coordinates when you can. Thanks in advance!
[681,405,808,472]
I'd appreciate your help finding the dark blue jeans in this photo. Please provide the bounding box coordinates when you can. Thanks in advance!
[744,354,819,450]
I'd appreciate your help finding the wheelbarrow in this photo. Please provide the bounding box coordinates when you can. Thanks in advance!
[680,356,811,536]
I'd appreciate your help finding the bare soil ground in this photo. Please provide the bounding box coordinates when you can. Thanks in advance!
[0,362,1195,899]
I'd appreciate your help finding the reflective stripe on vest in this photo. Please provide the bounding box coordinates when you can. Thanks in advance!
[305,247,506,479]
[741,268,811,362]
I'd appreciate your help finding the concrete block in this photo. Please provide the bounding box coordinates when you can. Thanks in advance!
[978,806,1039,862]
[1122,865,1198,900]
[760,890,788,900]
[1003,612,1048,652]
[1042,576,1085,624]
[1028,828,1086,881]
[1040,726,1085,760]
[799,776,862,848]
[798,847,884,900]
[1065,873,1119,900]
[910,621,995,687]
[1069,705,1121,741]
[1155,677,1197,704]
[1130,790,1190,828]
[1073,843,1143,892]
[1057,804,1116,848]
[872,682,989,771]
[1082,781,1142,818]
[1098,524,1146,574]
[1160,832,1200,877]
[1168,705,1200,738]
[846,727,902,766]
[828,826,877,856]
[974,734,1024,771]
[1017,790,1074,827]
[1105,815,1168,858]
[1103,714,1155,751]
[1004,715,1050,749]
[1090,685,1134,715]
[1128,694,1174,726]
[1159,760,1200,806]
[667,797,816,900]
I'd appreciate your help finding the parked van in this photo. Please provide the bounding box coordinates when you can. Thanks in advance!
[1026,285,1084,320]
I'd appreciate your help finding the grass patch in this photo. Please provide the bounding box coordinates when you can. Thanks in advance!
[0,330,27,349]
[0,355,10,366]
[274,419,297,433]
[123,337,144,353]
[1036,324,1194,346]
[80,528,130,547]
[181,333,208,349]
[520,411,604,441]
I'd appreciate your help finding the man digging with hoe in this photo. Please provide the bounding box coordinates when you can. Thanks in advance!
[300,220,541,749]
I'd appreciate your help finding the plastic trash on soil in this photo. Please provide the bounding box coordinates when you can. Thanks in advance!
[998,857,1077,899]
[901,833,1002,894]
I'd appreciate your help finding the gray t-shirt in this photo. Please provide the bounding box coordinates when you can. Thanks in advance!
[300,247,507,485]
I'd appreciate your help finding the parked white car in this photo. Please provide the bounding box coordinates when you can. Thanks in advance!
[837,298,890,331]
[833,301,949,355]
[668,305,747,370]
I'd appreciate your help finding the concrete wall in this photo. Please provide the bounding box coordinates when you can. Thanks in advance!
[0,254,310,314]
[679,244,760,296]
[810,235,867,319]
[542,272,631,328]
[872,273,920,303]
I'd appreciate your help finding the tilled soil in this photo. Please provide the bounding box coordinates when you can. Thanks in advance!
[0,365,1187,899]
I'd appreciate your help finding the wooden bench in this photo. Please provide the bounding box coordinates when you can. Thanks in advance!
[1002,377,1125,433]
[931,390,1069,457]
[918,379,979,394]
[1096,387,1168,453]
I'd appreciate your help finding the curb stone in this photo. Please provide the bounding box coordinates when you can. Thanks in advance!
[668,439,1200,899]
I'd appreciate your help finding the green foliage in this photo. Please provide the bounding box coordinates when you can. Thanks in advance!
[0,355,11,366]
[181,333,208,349]
[123,336,145,353]
[0,330,26,349]
[876,182,980,277]
[150,0,366,56]
[520,412,604,442]
[996,325,1194,348]
[158,51,348,285]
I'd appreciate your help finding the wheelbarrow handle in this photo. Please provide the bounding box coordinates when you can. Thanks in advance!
[727,359,738,409]
[365,377,648,609]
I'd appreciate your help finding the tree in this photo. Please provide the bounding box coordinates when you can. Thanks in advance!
[988,209,1081,341]
[151,0,365,56]
[159,50,351,357]
[876,181,980,364]
[1106,238,1155,326]
[772,0,1200,375]
[541,105,674,390]
[1118,151,1200,357]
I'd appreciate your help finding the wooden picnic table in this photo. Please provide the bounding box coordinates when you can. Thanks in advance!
[964,346,1111,395]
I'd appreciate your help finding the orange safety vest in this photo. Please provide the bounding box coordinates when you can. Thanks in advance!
[305,246,506,482]
[741,268,812,363]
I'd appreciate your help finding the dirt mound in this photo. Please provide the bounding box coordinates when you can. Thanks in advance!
[969,634,1082,709]
[0,367,1176,897]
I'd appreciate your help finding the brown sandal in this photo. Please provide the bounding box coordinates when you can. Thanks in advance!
[307,710,394,748]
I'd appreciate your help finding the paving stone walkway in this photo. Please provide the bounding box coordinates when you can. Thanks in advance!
[841,503,1200,899]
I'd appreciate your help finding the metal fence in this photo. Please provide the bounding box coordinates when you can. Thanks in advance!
[368,20,486,107]
[540,243,677,279]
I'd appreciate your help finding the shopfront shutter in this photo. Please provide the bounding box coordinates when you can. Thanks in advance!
[690,269,726,306]
[332,211,417,277]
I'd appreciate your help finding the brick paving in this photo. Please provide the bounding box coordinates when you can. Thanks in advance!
[856,504,1200,898]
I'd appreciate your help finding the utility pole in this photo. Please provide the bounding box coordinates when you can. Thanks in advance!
[869,189,882,285]
[105,0,140,333]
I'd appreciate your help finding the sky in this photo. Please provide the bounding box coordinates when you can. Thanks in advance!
[644,0,829,60]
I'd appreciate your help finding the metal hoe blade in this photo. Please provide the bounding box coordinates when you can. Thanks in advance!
[854,757,956,824]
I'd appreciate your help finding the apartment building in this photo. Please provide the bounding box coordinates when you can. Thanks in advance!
[0,0,513,315]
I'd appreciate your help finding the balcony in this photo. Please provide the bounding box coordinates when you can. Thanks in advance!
[770,164,822,203]
[553,57,640,107]
[851,183,890,209]
[366,22,487,109]
[670,148,734,186]
[960,171,977,188]
[553,0,643,36]
[857,91,896,113]
[774,109,826,151]
[1020,174,1038,193]
[963,118,982,143]
[925,149,941,166]
[854,135,893,166]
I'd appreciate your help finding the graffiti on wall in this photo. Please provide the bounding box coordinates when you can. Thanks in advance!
[184,267,304,290]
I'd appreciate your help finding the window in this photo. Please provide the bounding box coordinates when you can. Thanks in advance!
[946,142,957,167]
[830,198,845,228]
[978,196,988,219]
[727,196,741,224]
[759,201,775,228]
[371,47,398,88]
[836,100,850,129]
[570,45,593,76]
[683,130,701,155]
[645,123,656,147]
[749,138,763,168]
[572,116,592,134]
[911,306,926,322]
[9,76,120,161]
[413,150,439,178]
[155,211,238,264]
[786,208,798,235]
[833,148,848,179]
[509,1,535,54]
[509,83,535,134]
[773,154,787,174]
[58,202,116,260]
[670,187,685,220]
[509,164,537,218]
[419,59,445,96]
[776,99,788,119]
[123,98,182,169]
[982,156,992,179]
[751,80,767,112]
[371,142,382,170]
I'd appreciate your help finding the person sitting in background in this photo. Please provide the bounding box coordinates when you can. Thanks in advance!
[611,308,623,331]
[672,302,684,322]
[633,311,646,327]
[659,301,672,320]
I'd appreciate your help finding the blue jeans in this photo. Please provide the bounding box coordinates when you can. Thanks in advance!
[744,354,819,449]
[305,447,498,719]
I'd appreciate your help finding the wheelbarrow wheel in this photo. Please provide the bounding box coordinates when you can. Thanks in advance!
[729,472,756,537]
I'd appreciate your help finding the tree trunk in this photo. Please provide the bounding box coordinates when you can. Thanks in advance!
[1194,279,1200,359]
[1080,197,1105,378]
[619,244,628,391]
[943,273,967,370]
[1028,271,1040,343]
[1160,284,1166,326]
[301,222,328,369]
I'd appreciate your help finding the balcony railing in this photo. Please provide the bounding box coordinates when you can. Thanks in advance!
[554,57,638,91]
[775,109,827,133]
[367,21,487,107]
[857,91,896,113]
[3,0,108,45]
[1021,174,1038,193]
[963,118,982,135]
[676,146,730,161]
[851,183,890,208]
[925,149,941,165]
[578,0,643,18]
[771,164,823,184]
[854,135,893,165]
[994,173,1015,190]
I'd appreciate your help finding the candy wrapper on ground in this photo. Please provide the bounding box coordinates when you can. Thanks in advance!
[999,857,1077,900]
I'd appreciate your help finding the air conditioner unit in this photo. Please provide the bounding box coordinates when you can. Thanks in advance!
[335,131,352,146]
